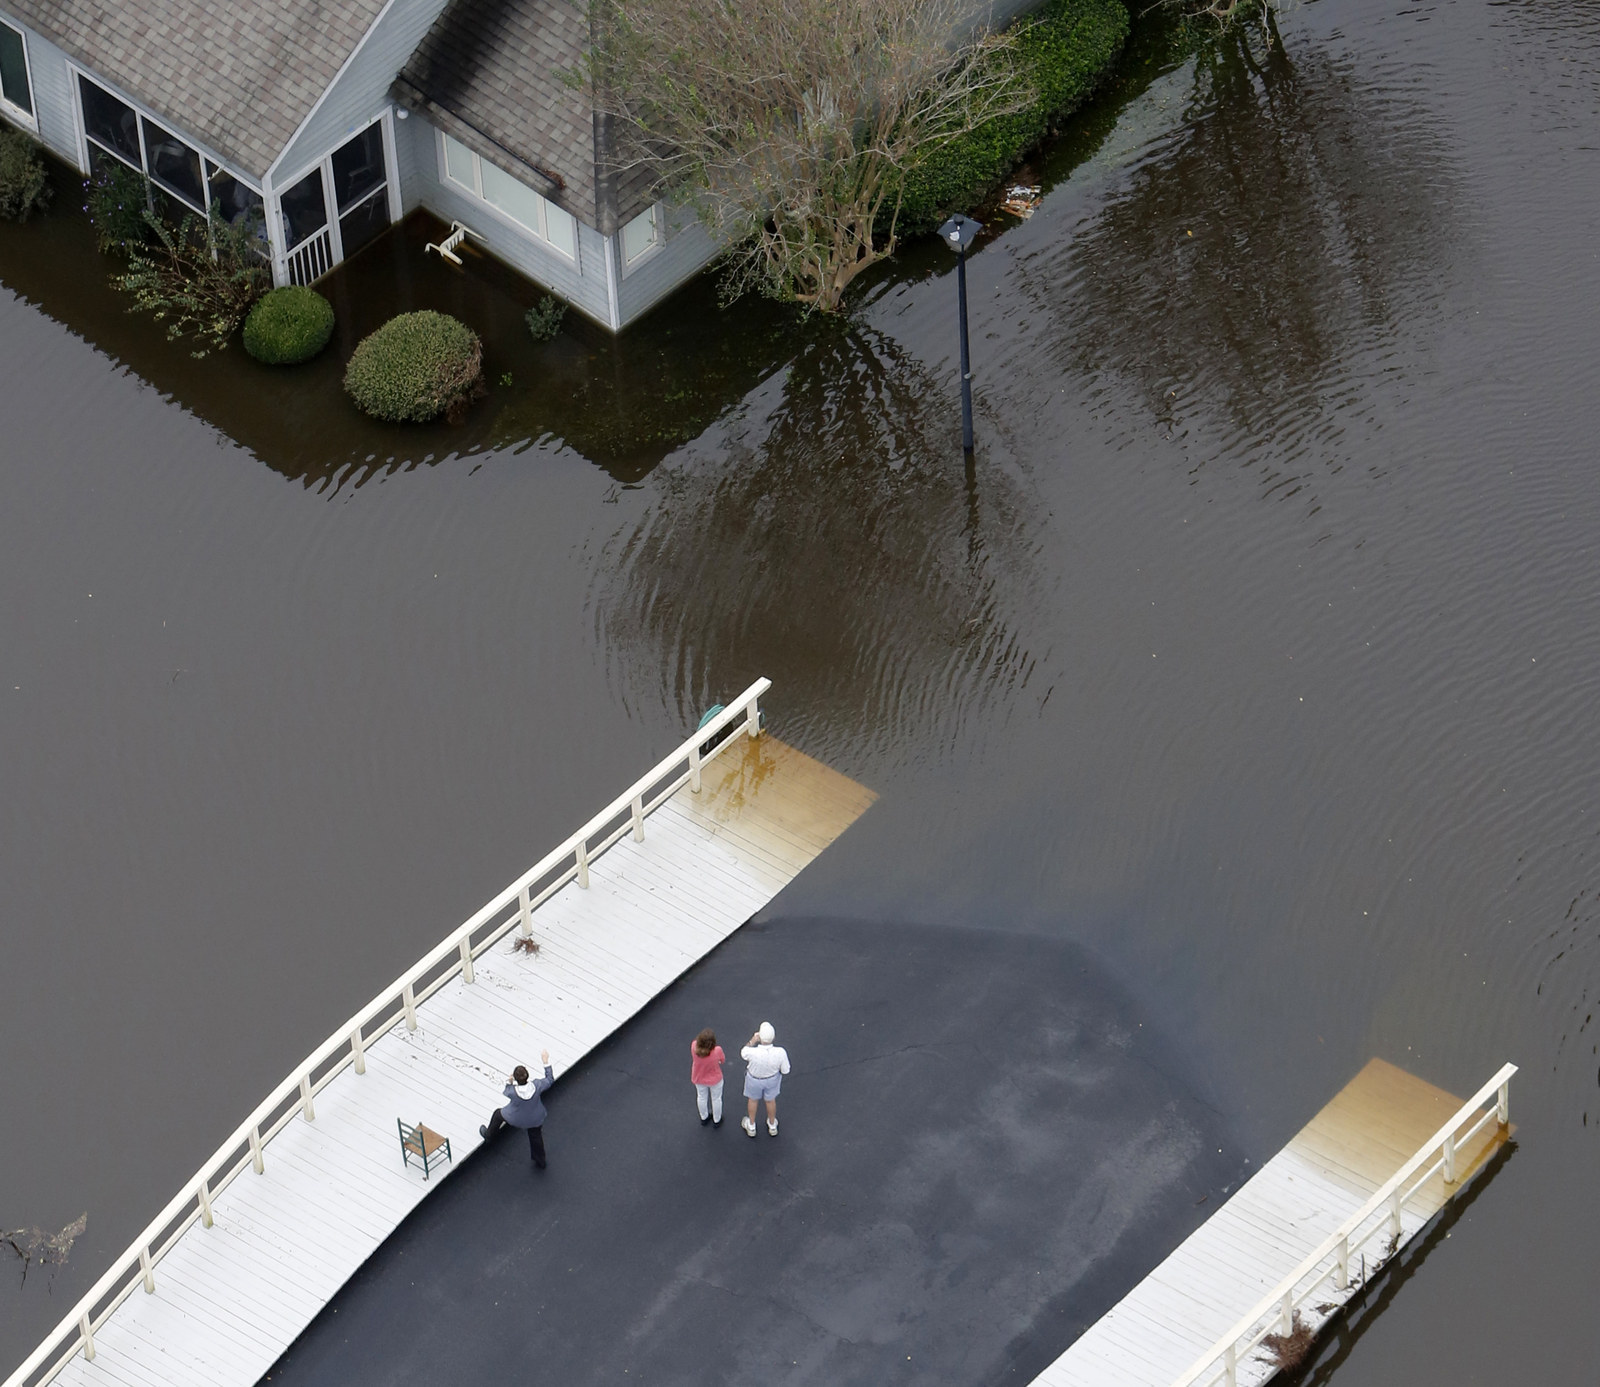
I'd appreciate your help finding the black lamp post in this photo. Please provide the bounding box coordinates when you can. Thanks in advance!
[938,213,982,456]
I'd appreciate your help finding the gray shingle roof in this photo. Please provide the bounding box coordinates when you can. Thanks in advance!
[6,0,388,179]
[395,0,652,234]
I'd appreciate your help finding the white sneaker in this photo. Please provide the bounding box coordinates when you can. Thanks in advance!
[741,1117,757,1137]
[767,1118,779,1137]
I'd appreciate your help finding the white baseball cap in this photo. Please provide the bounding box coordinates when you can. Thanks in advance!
[758,1022,775,1044]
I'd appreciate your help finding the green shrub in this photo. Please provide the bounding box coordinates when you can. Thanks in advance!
[113,209,271,356]
[84,159,153,253]
[243,286,335,364]
[896,0,1129,235]
[525,294,567,342]
[0,124,51,222]
[343,311,485,423]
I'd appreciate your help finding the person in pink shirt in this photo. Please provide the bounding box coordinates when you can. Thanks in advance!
[691,1028,726,1127]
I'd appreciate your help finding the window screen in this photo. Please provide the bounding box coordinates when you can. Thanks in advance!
[141,117,203,210]
[205,162,268,255]
[205,163,263,226]
[331,123,386,213]
[0,22,32,116]
[279,167,328,249]
[80,76,139,166]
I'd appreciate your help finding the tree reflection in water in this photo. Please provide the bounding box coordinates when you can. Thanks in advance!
[594,321,1046,759]
[1023,15,1457,502]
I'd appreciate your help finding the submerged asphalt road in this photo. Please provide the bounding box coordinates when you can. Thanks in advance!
[264,917,1239,1386]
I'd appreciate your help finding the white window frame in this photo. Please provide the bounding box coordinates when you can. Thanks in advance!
[435,129,578,266]
[620,204,661,272]
[0,16,38,131]
[270,109,400,279]
[69,63,261,223]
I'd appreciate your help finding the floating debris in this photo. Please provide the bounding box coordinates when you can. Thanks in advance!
[1001,184,1042,218]
[4,1212,87,1281]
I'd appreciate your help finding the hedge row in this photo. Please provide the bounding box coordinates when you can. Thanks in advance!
[897,0,1130,235]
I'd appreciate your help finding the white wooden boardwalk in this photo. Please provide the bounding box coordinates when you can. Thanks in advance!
[1030,1059,1515,1387]
[6,683,876,1387]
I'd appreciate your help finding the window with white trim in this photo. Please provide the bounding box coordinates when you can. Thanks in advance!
[621,205,659,266]
[439,132,577,261]
[75,72,266,252]
[0,19,36,124]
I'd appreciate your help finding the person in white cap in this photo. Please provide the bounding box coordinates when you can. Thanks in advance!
[740,1022,790,1137]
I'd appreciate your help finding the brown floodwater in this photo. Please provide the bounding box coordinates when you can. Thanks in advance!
[4,0,1600,1379]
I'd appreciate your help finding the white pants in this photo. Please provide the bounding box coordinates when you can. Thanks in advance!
[695,1080,724,1121]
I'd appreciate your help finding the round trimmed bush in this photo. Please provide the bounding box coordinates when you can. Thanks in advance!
[343,310,484,423]
[243,286,335,364]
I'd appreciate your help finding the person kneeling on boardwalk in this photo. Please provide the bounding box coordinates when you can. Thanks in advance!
[691,1028,726,1127]
[740,1023,790,1138]
[480,1048,553,1168]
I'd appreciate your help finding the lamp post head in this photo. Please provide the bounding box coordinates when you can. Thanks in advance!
[938,213,982,253]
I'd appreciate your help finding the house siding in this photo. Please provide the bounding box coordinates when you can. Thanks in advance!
[394,111,615,330]
[271,0,450,184]
[615,215,720,329]
[0,11,79,164]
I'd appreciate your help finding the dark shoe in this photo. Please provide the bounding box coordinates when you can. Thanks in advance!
[534,1161,547,1171]
[713,1117,723,1128]
[700,1112,712,1125]
[479,1125,488,1138]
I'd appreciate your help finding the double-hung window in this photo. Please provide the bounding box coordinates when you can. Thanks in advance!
[0,19,34,125]
[440,132,577,261]
[76,73,265,250]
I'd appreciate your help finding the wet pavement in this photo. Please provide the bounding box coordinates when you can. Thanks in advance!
[265,920,1235,1387]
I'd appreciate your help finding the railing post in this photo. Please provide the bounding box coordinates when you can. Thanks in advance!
[631,795,645,842]
[576,839,590,888]
[249,1125,264,1174]
[1498,1079,1510,1125]
[1443,1131,1456,1183]
[1336,1233,1350,1289]
[351,1024,367,1074]
[1389,1187,1402,1238]
[745,696,761,738]
[300,1074,316,1121]
[689,741,702,793]
[198,1178,214,1228]
[459,937,475,984]
[519,884,534,936]
[140,1245,155,1293]
[403,982,418,1030]
[79,1314,95,1362]
[1280,1289,1294,1334]
[1224,1341,1237,1387]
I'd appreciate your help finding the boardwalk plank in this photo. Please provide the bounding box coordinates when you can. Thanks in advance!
[41,736,874,1387]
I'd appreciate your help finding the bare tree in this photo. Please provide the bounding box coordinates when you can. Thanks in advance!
[586,0,1032,312]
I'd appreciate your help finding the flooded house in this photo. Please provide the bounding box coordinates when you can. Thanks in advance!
[0,0,716,329]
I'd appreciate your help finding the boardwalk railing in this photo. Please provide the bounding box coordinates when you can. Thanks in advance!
[3,680,771,1387]
[1170,1061,1517,1387]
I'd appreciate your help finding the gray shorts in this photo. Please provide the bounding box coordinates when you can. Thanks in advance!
[743,1071,782,1101]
